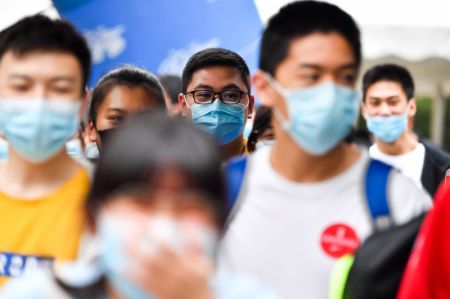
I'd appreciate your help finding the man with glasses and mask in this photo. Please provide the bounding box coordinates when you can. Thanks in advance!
[178,48,254,161]
[217,1,431,298]
[362,63,450,197]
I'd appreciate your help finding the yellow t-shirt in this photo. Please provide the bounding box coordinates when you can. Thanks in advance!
[242,137,249,155]
[0,169,90,284]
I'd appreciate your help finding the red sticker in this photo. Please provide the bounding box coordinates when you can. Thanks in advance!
[320,223,360,259]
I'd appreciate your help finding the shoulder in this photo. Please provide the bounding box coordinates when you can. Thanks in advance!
[225,147,269,179]
[212,271,282,299]
[0,270,69,299]
[387,168,432,225]
[73,158,96,181]
[421,140,450,168]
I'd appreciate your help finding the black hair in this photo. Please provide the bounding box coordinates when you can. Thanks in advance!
[89,65,165,127]
[159,75,182,104]
[87,111,226,226]
[181,48,250,93]
[247,106,272,152]
[362,64,415,101]
[260,0,361,76]
[0,14,91,91]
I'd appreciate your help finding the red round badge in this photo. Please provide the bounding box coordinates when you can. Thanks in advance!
[320,223,360,259]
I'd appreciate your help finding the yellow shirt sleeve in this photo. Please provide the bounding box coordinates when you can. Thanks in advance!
[0,168,90,284]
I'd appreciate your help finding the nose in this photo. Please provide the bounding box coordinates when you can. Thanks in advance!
[322,74,335,85]
[29,85,49,99]
[378,102,391,116]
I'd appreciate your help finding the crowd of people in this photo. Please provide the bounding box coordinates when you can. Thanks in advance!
[0,1,448,298]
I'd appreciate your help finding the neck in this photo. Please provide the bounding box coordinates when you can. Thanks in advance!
[0,147,81,198]
[220,134,245,161]
[271,135,360,183]
[376,130,418,155]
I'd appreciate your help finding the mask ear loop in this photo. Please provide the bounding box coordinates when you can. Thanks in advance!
[183,94,193,109]
[264,73,292,131]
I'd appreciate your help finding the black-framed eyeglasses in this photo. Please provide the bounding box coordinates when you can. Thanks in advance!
[185,90,250,106]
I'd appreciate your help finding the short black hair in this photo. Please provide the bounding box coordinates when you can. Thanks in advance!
[159,74,182,104]
[260,0,361,76]
[89,65,165,127]
[181,48,250,93]
[87,111,226,225]
[0,14,91,91]
[362,64,415,101]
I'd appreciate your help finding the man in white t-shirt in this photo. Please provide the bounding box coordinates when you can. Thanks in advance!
[217,2,432,299]
[362,63,450,196]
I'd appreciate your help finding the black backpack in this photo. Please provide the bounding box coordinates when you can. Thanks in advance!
[341,213,426,299]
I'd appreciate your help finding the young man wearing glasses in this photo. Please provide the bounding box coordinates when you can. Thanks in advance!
[178,48,254,161]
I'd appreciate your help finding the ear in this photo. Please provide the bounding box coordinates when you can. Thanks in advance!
[80,89,90,119]
[408,98,417,118]
[178,93,189,116]
[178,93,186,107]
[247,95,255,118]
[252,70,277,108]
[88,119,98,143]
[361,101,369,120]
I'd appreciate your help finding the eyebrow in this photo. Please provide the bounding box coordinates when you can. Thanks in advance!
[191,84,213,90]
[49,76,77,84]
[191,83,244,91]
[368,95,400,101]
[105,108,127,113]
[7,74,31,81]
[221,83,243,91]
[297,63,358,71]
[8,74,77,84]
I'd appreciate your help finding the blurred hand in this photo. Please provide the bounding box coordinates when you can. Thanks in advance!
[127,242,214,299]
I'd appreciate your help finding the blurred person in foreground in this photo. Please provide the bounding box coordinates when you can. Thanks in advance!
[217,1,431,298]
[0,15,91,284]
[1,112,280,299]
[397,183,450,299]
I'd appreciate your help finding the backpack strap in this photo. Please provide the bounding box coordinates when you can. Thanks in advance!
[225,156,248,214]
[364,159,394,231]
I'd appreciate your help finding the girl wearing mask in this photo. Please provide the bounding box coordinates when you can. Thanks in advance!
[86,65,166,160]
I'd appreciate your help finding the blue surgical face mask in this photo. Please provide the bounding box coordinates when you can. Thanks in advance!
[85,143,100,159]
[0,98,80,163]
[190,99,245,145]
[366,112,408,143]
[0,139,9,160]
[266,75,359,155]
[256,139,276,151]
[98,215,153,299]
[66,138,84,159]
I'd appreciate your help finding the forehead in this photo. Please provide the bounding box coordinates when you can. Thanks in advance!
[188,66,248,91]
[0,50,82,81]
[100,85,159,111]
[366,80,407,98]
[275,32,356,76]
[101,189,215,217]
